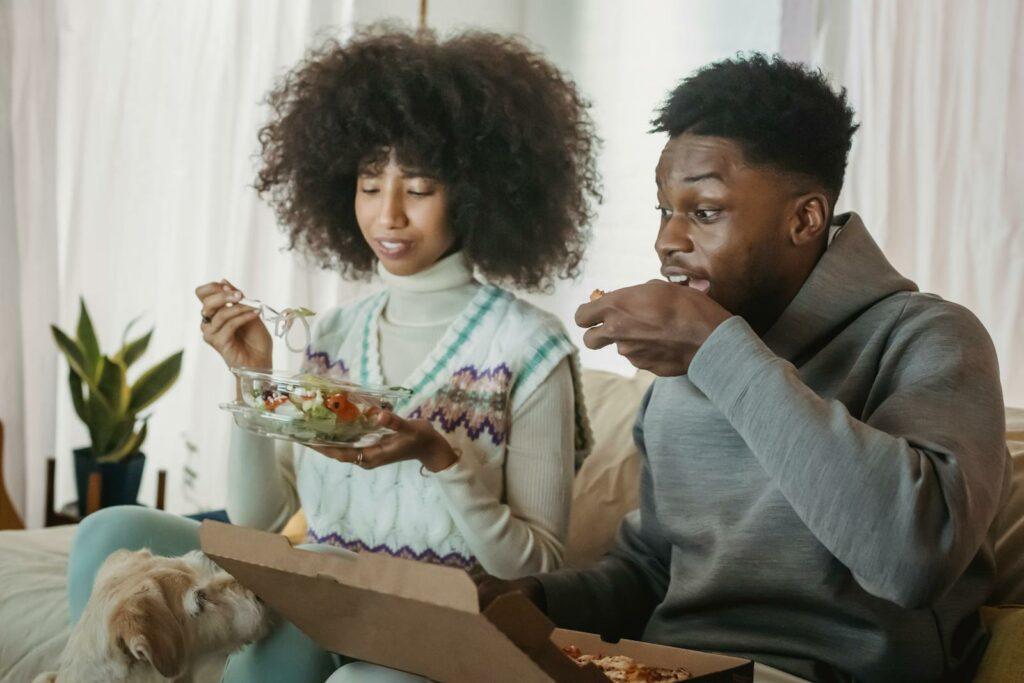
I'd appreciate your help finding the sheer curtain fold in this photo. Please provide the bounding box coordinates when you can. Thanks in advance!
[6,1,359,523]
[2,0,60,528]
[790,0,1024,406]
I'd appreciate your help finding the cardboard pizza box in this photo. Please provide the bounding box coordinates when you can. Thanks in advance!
[199,521,753,682]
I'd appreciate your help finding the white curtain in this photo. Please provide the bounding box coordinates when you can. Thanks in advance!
[5,0,363,524]
[2,0,60,528]
[787,0,1024,406]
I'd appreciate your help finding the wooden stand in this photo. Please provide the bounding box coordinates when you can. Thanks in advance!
[44,456,167,527]
[0,420,26,530]
[0,417,167,528]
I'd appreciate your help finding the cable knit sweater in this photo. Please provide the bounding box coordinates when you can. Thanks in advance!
[226,253,590,578]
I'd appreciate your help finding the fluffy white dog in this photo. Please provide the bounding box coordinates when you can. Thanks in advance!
[35,549,269,682]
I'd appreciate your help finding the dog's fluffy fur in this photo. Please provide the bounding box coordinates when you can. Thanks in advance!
[36,549,268,682]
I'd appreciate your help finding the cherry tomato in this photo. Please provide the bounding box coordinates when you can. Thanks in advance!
[325,393,361,422]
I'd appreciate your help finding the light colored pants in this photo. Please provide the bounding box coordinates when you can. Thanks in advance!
[326,657,811,682]
[67,506,339,683]
[327,662,430,682]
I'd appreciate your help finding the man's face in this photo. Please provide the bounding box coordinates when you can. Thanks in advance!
[654,133,804,326]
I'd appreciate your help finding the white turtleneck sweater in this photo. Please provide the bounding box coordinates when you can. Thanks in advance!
[226,252,576,576]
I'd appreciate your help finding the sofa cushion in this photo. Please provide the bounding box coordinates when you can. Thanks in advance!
[974,605,1024,682]
[564,370,653,568]
[991,408,1024,605]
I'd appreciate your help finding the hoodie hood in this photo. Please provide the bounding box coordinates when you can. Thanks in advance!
[762,212,918,362]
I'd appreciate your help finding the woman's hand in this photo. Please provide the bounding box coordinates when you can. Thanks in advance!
[195,279,273,370]
[311,411,459,472]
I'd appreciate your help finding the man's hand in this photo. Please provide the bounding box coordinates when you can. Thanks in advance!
[575,280,732,376]
[475,574,547,613]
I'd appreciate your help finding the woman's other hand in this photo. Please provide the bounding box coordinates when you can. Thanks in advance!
[312,411,458,473]
[195,279,272,370]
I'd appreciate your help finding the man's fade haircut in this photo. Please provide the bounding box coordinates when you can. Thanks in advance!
[652,53,859,203]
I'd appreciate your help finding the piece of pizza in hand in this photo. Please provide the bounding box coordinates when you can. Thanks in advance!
[589,289,605,302]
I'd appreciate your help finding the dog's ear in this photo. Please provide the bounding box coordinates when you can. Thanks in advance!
[111,592,188,678]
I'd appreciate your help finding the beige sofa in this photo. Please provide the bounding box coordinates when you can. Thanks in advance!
[1,369,1022,681]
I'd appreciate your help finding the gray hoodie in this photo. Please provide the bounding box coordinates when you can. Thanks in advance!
[539,213,1010,681]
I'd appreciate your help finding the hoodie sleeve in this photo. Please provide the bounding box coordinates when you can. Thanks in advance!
[536,384,673,639]
[687,301,1009,610]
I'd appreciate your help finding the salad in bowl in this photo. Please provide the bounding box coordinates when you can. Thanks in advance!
[220,368,412,447]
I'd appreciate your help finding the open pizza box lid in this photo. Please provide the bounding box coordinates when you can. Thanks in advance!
[200,521,753,682]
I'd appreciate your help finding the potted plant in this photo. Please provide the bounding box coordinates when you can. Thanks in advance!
[51,299,183,516]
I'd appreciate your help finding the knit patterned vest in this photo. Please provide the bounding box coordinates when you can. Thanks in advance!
[294,284,592,571]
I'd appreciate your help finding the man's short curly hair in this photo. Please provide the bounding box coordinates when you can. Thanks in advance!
[652,54,858,203]
[256,26,600,291]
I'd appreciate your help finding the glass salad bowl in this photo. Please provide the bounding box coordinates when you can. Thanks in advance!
[220,368,412,448]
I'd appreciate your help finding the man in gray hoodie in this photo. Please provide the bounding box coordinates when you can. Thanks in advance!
[482,55,1010,682]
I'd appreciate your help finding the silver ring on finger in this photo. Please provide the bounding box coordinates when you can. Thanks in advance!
[355,450,365,467]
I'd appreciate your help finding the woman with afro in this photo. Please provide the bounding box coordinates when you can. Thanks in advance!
[66,25,600,681]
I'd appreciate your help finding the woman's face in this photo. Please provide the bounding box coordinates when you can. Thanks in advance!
[355,152,455,277]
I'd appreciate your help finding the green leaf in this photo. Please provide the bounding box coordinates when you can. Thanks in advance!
[100,417,133,456]
[113,329,152,369]
[135,419,150,453]
[96,356,129,415]
[129,350,183,414]
[68,369,90,424]
[52,325,93,387]
[121,313,144,348]
[76,298,101,380]
[98,420,147,463]
[308,403,334,420]
[85,390,116,454]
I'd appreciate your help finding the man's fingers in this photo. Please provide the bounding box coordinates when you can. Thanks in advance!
[582,325,614,350]
[574,299,609,329]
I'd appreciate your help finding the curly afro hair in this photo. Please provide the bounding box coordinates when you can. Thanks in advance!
[256,25,601,291]
[652,53,858,203]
